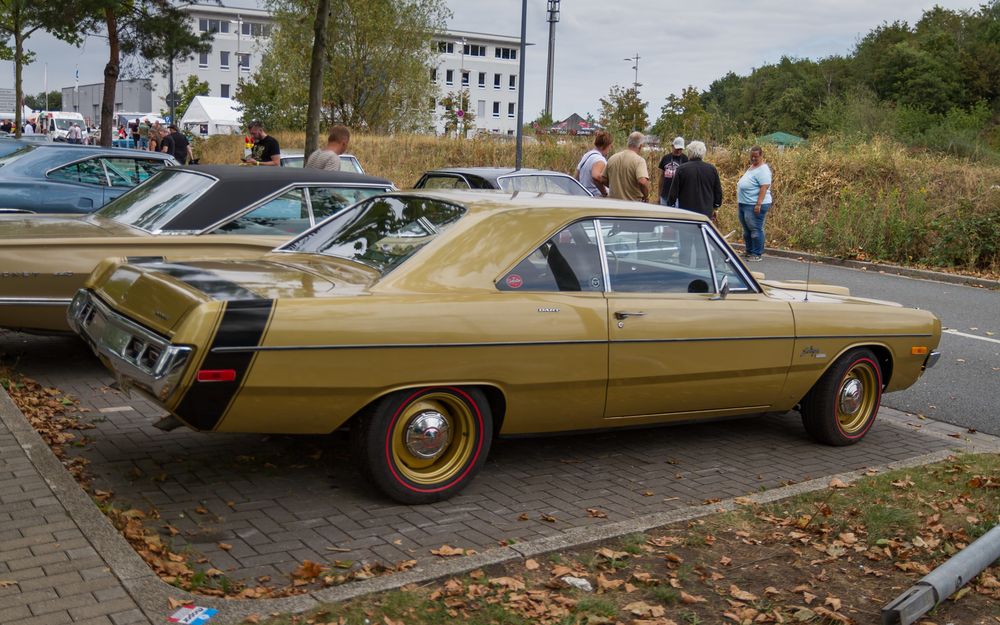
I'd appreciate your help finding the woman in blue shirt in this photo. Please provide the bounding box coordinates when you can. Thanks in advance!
[735,146,772,261]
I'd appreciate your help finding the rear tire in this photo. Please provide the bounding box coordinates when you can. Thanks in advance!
[801,348,883,446]
[351,386,492,504]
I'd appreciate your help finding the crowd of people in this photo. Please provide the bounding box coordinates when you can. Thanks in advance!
[575,132,772,262]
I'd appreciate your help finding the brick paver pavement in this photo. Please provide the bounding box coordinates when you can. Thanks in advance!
[2,328,992,624]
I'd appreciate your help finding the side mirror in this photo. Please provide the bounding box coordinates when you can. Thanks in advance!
[712,274,730,300]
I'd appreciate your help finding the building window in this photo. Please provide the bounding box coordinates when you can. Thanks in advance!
[462,43,486,57]
[437,41,454,54]
[495,47,517,60]
[430,68,437,82]
[509,75,516,91]
[199,19,228,33]
[241,22,271,37]
[461,71,469,87]
[477,72,486,88]
[508,102,515,118]
[493,73,501,89]
[220,51,230,70]
[198,52,209,68]
[445,69,453,85]
[492,102,500,118]
[220,84,230,98]
[237,53,250,72]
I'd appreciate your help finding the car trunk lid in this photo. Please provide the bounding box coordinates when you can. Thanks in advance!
[0,214,140,239]
[91,256,378,335]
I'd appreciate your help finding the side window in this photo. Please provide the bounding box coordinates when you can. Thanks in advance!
[499,176,547,193]
[216,190,309,235]
[47,159,107,186]
[603,219,714,293]
[102,158,166,187]
[498,220,604,292]
[308,186,385,222]
[705,234,751,291]
[419,175,469,189]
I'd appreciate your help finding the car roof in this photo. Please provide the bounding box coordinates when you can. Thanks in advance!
[2,142,173,160]
[384,188,706,221]
[422,167,570,179]
[154,165,395,231]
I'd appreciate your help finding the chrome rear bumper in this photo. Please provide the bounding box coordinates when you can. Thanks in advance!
[67,290,192,402]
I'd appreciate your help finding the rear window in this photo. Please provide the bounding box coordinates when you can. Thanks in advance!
[0,145,36,168]
[281,195,466,274]
[97,169,215,232]
[497,174,591,196]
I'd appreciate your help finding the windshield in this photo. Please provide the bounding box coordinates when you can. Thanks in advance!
[281,195,466,273]
[53,119,77,131]
[97,169,215,231]
[0,145,36,167]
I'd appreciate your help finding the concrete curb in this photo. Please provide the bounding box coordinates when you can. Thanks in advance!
[737,244,1000,290]
[3,385,999,624]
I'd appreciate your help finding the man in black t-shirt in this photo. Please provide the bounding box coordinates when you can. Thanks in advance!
[167,125,192,164]
[657,136,688,206]
[245,120,281,166]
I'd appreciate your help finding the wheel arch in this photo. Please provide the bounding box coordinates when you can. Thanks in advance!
[339,382,508,434]
[798,342,894,406]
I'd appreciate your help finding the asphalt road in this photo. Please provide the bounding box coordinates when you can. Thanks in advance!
[754,256,1000,435]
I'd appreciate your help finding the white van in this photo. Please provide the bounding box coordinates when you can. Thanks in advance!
[41,112,88,141]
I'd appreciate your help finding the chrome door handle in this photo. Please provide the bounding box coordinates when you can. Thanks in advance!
[614,311,646,320]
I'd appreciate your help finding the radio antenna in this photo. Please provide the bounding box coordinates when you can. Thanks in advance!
[804,257,812,302]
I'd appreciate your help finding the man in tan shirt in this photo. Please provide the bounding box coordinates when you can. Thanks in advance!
[602,131,650,201]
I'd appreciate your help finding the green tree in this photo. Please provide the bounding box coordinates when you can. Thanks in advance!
[599,85,648,136]
[0,0,87,136]
[305,0,331,161]
[439,89,475,136]
[174,75,209,121]
[81,0,213,145]
[653,86,710,141]
[23,90,62,111]
[241,0,448,132]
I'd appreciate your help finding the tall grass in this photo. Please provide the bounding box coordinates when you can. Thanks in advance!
[194,133,1000,274]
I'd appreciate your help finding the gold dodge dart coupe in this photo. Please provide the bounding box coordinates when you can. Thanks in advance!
[0,165,394,332]
[69,191,941,504]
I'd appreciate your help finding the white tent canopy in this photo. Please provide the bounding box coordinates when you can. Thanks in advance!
[178,96,242,136]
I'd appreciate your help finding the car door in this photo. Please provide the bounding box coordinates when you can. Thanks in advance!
[45,157,108,212]
[493,219,609,433]
[603,218,794,423]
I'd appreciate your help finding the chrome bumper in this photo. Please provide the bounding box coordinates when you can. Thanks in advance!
[67,290,192,402]
[924,350,941,369]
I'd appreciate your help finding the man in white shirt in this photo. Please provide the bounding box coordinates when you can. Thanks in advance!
[305,125,350,171]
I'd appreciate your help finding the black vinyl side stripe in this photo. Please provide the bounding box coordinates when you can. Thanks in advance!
[173,299,274,431]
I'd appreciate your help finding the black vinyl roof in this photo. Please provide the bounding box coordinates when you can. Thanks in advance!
[156,165,394,231]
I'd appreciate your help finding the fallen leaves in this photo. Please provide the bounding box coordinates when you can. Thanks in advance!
[431,544,470,557]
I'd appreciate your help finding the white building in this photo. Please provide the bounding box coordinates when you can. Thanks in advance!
[152,3,273,117]
[431,30,523,136]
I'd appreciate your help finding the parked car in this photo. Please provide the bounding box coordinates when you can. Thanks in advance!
[0,165,394,333]
[0,143,176,214]
[414,167,593,196]
[70,191,941,504]
[278,150,365,174]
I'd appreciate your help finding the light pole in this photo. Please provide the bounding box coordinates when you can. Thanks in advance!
[514,0,527,169]
[544,0,560,121]
[623,53,640,131]
[458,36,466,137]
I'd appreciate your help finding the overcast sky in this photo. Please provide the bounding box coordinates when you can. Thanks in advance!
[1,0,984,122]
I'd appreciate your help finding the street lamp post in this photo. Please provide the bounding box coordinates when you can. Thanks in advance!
[623,53,640,131]
[514,0,527,169]
[458,36,466,137]
[544,0,560,120]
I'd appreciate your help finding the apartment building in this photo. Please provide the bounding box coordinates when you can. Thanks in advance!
[150,3,273,115]
[431,30,523,136]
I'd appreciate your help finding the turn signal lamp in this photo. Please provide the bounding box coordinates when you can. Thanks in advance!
[197,369,237,383]
[911,346,929,356]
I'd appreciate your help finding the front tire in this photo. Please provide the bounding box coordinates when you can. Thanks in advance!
[351,386,493,504]
[800,348,883,446]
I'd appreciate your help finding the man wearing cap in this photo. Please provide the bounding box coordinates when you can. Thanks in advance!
[657,136,689,206]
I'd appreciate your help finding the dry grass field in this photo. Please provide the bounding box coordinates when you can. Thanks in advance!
[195,132,1000,275]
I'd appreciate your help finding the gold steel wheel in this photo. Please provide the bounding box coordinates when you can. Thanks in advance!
[836,361,879,435]
[800,348,883,446]
[389,393,475,486]
[352,386,494,504]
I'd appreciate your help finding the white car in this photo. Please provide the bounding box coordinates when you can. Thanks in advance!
[279,151,365,174]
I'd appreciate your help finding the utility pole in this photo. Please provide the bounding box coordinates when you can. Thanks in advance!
[623,53,640,130]
[544,0,560,122]
[514,0,527,170]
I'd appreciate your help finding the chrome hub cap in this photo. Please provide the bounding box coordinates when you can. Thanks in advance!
[404,411,451,460]
[839,378,863,415]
